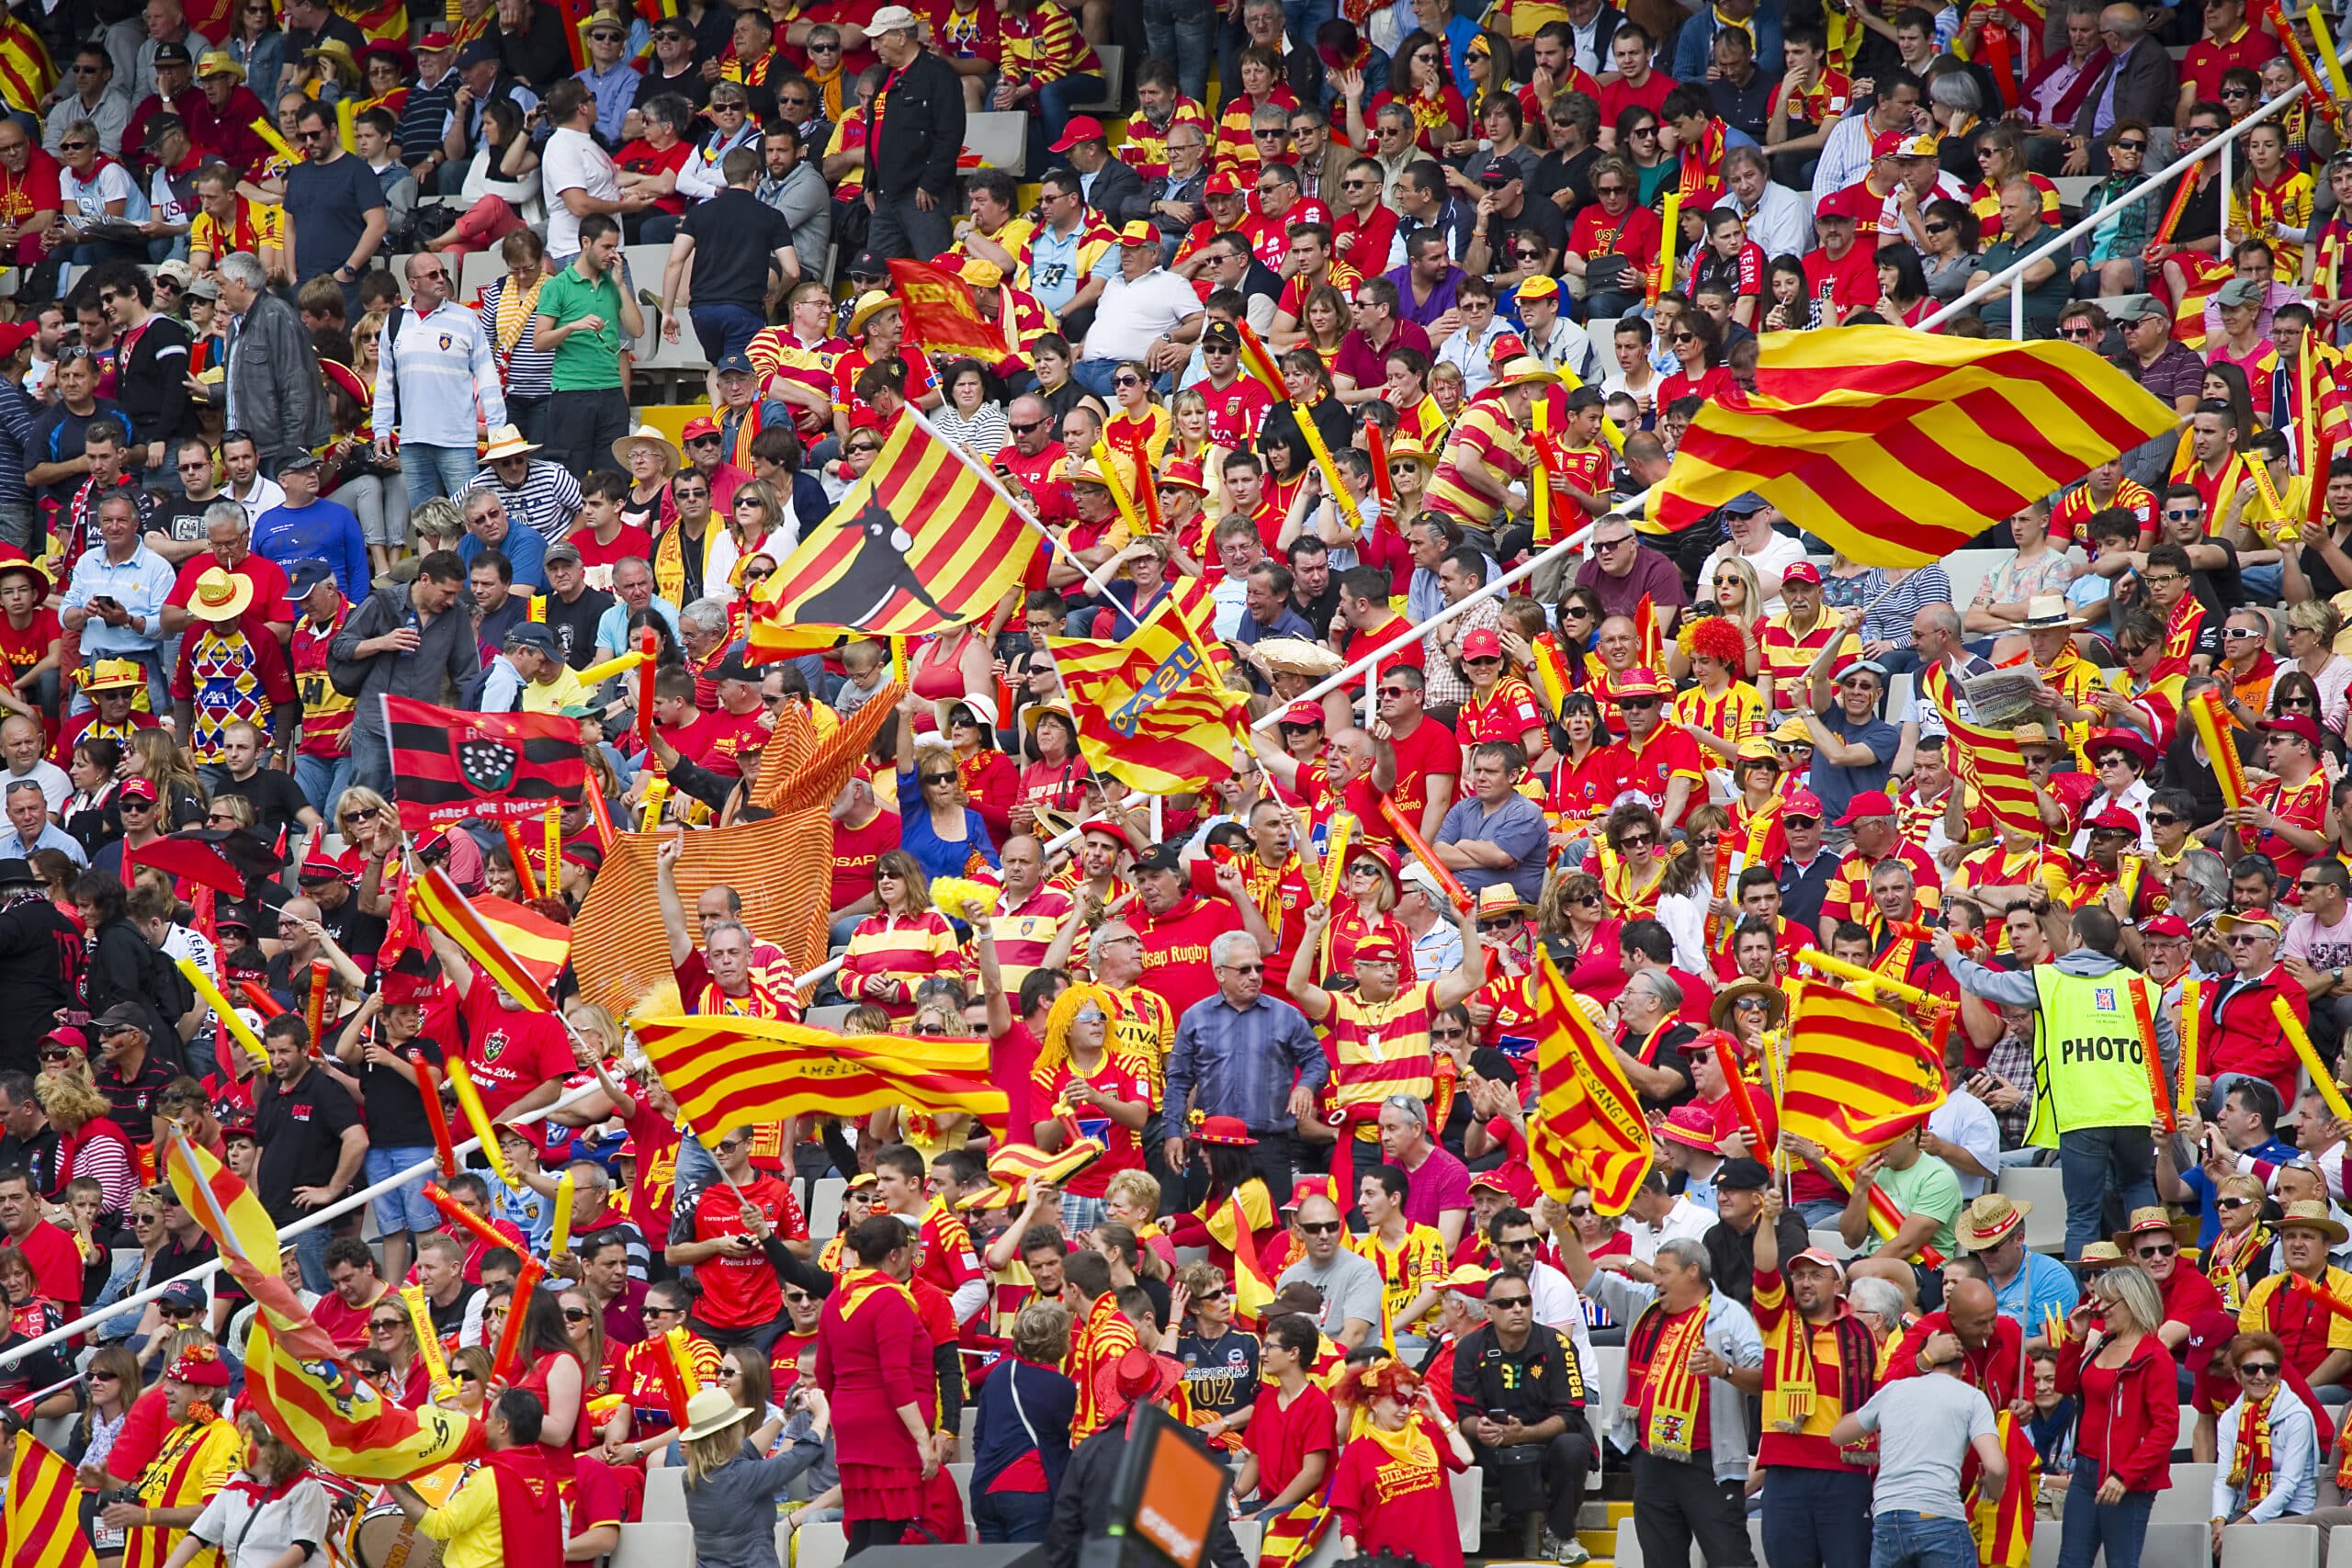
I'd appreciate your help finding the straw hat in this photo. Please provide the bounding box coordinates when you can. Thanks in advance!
[2077,1241,2127,1271]
[1954,1193,2030,1252]
[611,423,680,473]
[83,658,144,693]
[2112,1205,2199,1251]
[2017,595,2075,631]
[677,1388,754,1441]
[846,291,899,337]
[481,425,541,463]
[1253,637,1342,677]
[1708,976,1785,1032]
[2278,1200,2349,1244]
[1492,356,1559,392]
[186,566,254,625]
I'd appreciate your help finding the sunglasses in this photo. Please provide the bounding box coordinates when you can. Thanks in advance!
[1298,1220,1342,1235]
[1924,220,1951,233]
[1566,1205,1594,1218]
[1476,918,1519,933]
[912,1023,951,1035]
[1489,1295,1532,1309]
[57,140,88,151]
[1617,832,1656,849]
[2219,1196,2256,1210]
[2115,138,2148,151]
[370,1316,408,1331]
[561,1306,593,1323]
[588,27,622,39]
[2135,1243,2176,1258]
[920,771,957,785]
[1007,419,1047,434]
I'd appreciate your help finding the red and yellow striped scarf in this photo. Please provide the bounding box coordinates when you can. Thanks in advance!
[1634,1297,1712,1460]
[2230,1385,2278,1503]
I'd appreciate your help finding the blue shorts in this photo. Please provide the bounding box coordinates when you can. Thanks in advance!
[365,1145,440,1235]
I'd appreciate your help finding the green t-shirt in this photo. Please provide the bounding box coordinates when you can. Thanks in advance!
[537,264,626,392]
[1868,1152,1964,1261]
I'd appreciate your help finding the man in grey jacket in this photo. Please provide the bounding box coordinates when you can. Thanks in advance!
[198,252,325,475]
[1934,903,2177,1259]
[1555,1229,1763,1568]
[327,551,482,792]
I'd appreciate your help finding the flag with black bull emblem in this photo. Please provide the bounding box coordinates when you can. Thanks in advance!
[383,696,588,830]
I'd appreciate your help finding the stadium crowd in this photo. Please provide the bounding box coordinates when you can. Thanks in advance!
[3,0,2352,1567]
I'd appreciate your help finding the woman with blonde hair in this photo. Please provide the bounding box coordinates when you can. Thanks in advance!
[675,1382,831,1568]
[38,1068,135,1220]
[162,1411,328,1568]
[1103,1169,1177,1271]
[892,694,999,881]
[2052,1263,2177,1568]
[1297,283,1350,369]
[2204,1172,2272,1311]
[713,480,796,604]
[1104,360,1170,477]
[123,728,202,828]
[1024,982,1152,1231]
[839,851,971,1024]
[436,1346,494,1417]
[2279,598,2352,739]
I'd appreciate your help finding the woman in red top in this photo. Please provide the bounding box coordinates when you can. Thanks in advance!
[1014,706,1091,829]
[1327,1356,1474,1568]
[839,853,975,1022]
[818,1215,938,1554]
[945,696,1019,844]
[1366,31,1466,155]
[1545,693,1625,841]
[1656,310,1736,409]
[500,1284,588,1454]
[2052,1263,2178,1568]
[1565,155,1662,320]
[36,1070,135,1222]
[559,1286,621,1451]
[1235,1314,1336,1531]
[1327,842,1416,983]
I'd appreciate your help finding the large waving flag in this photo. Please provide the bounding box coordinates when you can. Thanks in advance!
[161,1118,277,1264]
[1528,948,1654,1214]
[412,867,569,1010]
[746,414,1041,654]
[636,1014,1010,1136]
[4,1430,96,1568]
[1940,709,2043,839]
[228,1255,485,1481]
[1779,980,1949,1168]
[0,17,52,118]
[383,697,586,830]
[1047,593,1250,794]
[888,259,1018,364]
[1646,328,2180,565]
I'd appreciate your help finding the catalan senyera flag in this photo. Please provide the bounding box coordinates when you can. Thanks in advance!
[888,258,1018,365]
[0,17,52,118]
[1646,327,2180,566]
[1779,980,1948,1169]
[1971,1410,2041,1568]
[1941,708,2043,839]
[161,1118,277,1264]
[636,1014,1011,1136]
[3,1431,95,1568]
[227,1255,485,1481]
[1234,320,1289,398]
[1256,1493,1336,1568]
[988,1138,1106,1189]
[1529,948,1654,1214]
[746,414,1040,652]
[412,867,569,1010]
[1047,593,1249,795]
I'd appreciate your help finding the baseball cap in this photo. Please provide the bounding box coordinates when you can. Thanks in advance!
[414,29,456,50]
[93,1002,149,1036]
[1119,219,1156,245]
[1781,561,1822,587]
[119,775,158,805]
[456,39,499,68]
[1834,790,1895,826]
[713,351,756,378]
[709,653,760,683]
[141,112,185,149]
[1461,628,1503,660]
[2142,913,2193,940]
[1204,171,1244,197]
[1133,844,1184,875]
[2218,277,2266,308]
[1713,1156,1771,1191]
[1201,321,1239,349]
[277,451,322,474]
[544,540,582,569]
[153,40,190,64]
[286,558,337,599]
[1277,700,1325,728]
[1781,788,1826,820]
[504,623,560,657]
[1048,116,1108,153]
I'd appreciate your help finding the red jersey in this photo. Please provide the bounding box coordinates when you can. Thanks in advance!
[457,981,576,1118]
[1032,1045,1156,1195]
[689,1174,807,1330]
[1132,893,1238,1017]
[1195,375,1272,449]
[571,525,654,575]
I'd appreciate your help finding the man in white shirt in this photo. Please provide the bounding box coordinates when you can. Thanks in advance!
[1725,145,1814,260]
[537,77,637,265]
[1071,221,1205,400]
[1699,493,1810,612]
[372,253,507,504]
[1623,1168,1716,1262]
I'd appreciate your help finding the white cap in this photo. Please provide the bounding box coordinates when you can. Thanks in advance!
[868,5,920,31]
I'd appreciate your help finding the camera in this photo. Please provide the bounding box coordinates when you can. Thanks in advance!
[95,1488,141,1509]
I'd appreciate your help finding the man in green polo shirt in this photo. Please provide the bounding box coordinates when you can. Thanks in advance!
[531,212,643,484]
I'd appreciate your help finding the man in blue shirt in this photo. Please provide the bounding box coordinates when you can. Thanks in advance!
[1802,660,1899,829]
[1958,1193,2078,1334]
[0,779,83,864]
[254,454,369,601]
[1433,743,1551,905]
[2163,1076,2304,1247]
[456,485,547,592]
[61,491,175,714]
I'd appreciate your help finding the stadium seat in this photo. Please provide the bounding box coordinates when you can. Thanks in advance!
[2150,1465,2215,1521]
[1996,1167,2067,1253]
[642,1464,687,1524]
[808,1176,847,1240]
[793,1521,848,1568]
[2327,1525,2352,1568]
[611,1522,694,1568]
[456,249,505,307]
[1074,44,1122,112]
[2222,1523,2321,1568]
[946,1462,975,1541]
[1451,1466,1481,1550]
[965,112,1028,172]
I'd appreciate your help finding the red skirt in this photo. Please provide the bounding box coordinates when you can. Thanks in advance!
[840,1461,928,1525]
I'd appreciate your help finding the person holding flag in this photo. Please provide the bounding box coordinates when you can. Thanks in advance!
[387,1388,568,1568]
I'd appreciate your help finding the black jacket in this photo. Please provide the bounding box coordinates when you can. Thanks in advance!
[1083,156,1149,227]
[868,50,965,201]
[1046,1415,1250,1568]
[113,313,190,455]
[0,895,79,1077]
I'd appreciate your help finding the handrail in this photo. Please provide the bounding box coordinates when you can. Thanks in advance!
[1919,29,2352,333]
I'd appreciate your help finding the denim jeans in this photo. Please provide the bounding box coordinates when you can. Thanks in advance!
[1870,1511,1980,1568]
[690,302,767,365]
[294,753,354,825]
[1766,1466,1872,1568]
[2056,1455,2155,1568]
[1142,0,1215,104]
[290,1223,332,1292]
[399,441,482,506]
[364,1143,440,1235]
[1036,75,1106,167]
[2056,1123,2156,1260]
[972,1488,1053,1542]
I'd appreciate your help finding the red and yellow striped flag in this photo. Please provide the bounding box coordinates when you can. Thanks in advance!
[412,869,569,1010]
[1779,980,1948,1169]
[988,1138,1105,1189]
[4,1431,96,1568]
[1971,1410,2041,1568]
[1257,1495,1336,1568]
[0,17,52,118]
[1047,592,1249,794]
[745,414,1040,654]
[161,1118,277,1264]
[1647,326,2180,566]
[1529,947,1654,1214]
[635,1014,1011,1136]
[227,1256,485,1481]
[1940,709,2043,839]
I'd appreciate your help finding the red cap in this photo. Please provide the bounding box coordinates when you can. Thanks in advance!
[119,775,157,803]
[2264,713,2329,752]
[1788,1247,1847,1276]
[1815,186,1859,221]
[1283,1175,1334,1211]
[1353,931,1404,964]
[1048,116,1107,153]
[2143,913,2193,940]
[1204,171,1244,197]
[1278,700,1327,728]
[1461,628,1503,660]
[1781,561,1821,587]
[1486,332,1527,365]
[1870,130,1905,159]
[1782,789,1826,820]
[415,28,456,49]
[2086,807,2142,834]
[1834,790,1896,826]
[680,415,719,441]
